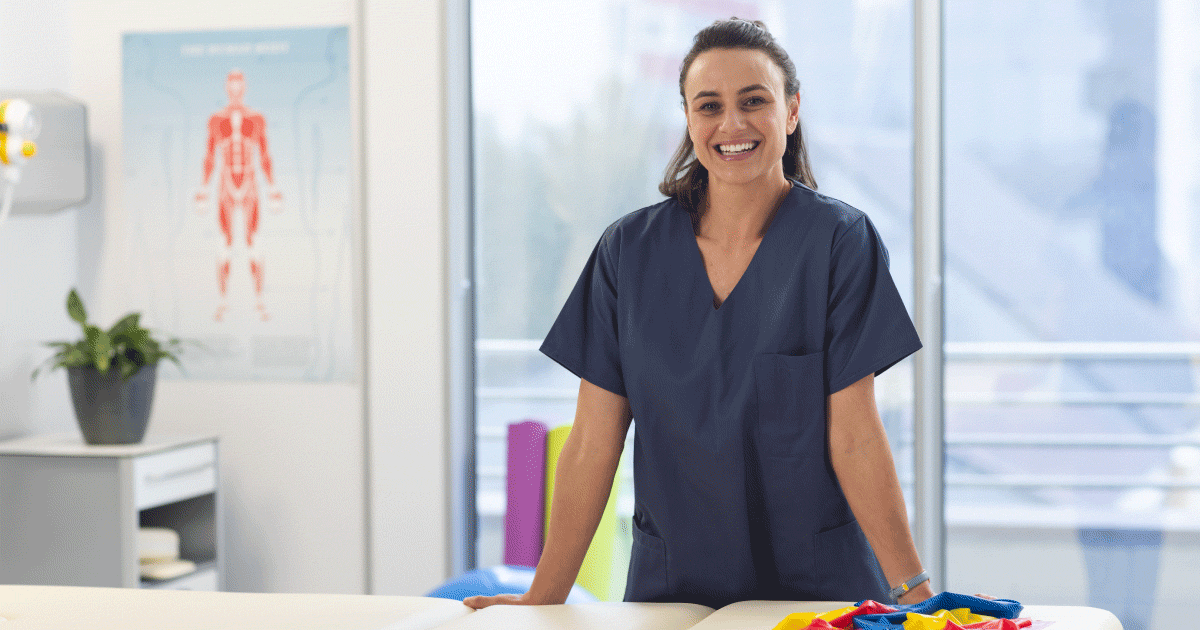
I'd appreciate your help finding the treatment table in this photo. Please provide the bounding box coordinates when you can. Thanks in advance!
[0,585,1124,630]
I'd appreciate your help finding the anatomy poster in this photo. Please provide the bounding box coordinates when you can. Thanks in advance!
[122,27,356,381]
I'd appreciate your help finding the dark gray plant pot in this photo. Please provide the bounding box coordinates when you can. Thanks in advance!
[66,363,158,445]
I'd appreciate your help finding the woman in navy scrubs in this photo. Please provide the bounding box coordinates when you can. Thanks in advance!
[467,18,933,610]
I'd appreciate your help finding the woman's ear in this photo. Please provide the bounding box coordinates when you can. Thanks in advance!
[788,92,800,134]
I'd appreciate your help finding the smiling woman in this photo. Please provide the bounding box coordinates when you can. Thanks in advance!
[466,17,930,612]
[661,19,816,233]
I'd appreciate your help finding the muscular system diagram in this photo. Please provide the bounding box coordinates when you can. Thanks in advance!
[195,69,283,322]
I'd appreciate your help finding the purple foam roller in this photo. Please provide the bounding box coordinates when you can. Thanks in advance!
[504,419,548,567]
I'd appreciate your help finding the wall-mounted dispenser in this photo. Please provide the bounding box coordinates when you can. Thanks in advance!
[0,91,89,231]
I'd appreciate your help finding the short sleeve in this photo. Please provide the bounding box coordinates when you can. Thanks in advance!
[539,226,627,398]
[824,214,923,395]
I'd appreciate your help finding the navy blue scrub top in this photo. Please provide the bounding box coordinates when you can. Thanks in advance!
[538,181,923,609]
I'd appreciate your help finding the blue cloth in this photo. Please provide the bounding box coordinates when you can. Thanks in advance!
[852,592,1024,630]
[540,181,923,609]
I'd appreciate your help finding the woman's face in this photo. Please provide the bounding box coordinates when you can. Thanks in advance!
[683,47,799,191]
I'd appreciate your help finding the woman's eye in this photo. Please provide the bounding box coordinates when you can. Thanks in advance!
[745,96,766,106]
[699,102,718,111]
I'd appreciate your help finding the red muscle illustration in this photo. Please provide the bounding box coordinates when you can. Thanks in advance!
[196,69,282,322]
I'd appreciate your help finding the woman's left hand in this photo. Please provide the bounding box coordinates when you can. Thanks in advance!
[896,581,935,605]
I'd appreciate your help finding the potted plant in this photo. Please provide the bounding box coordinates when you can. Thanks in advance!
[31,288,186,445]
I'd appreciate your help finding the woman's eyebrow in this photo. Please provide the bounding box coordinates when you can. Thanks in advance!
[690,84,770,102]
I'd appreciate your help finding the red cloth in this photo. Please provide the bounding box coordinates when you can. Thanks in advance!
[824,601,900,628]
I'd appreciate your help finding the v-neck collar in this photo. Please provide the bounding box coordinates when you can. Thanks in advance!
[686,181,795,312]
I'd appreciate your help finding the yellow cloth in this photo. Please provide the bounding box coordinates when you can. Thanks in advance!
[544,424,622,601]
[819,606,860,622]
[771,612,818,630]
[769,606,860,630]
[903,611,952,630]
[902,609,997,630]
[949,608,995,625]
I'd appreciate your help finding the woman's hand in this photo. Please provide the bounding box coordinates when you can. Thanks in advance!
[464,380,629,612]
[463,591,558,609]
[827,375,935,609]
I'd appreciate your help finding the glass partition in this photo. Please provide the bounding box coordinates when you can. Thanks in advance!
[944,2,1200,628]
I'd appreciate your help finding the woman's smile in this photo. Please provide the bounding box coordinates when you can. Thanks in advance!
[716,140,760,159]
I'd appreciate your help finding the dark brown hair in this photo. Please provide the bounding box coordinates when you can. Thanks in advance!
[660,18,817,227]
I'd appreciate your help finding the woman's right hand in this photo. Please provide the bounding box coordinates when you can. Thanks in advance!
[464,380,629,612]
[463,591,559,609]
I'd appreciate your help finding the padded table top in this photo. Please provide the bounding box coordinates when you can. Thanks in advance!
[0,586,1124,630]
[0,585,471,630]
[431,601,712,630]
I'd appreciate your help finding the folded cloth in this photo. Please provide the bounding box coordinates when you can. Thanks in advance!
[851,593,1022,630]
[961,619,1031,630]
[769,601,903,630]
[773,603,890,630]
[902,608,998,630]
[774,593,1024,630]
[788,613,1030,630]
[827,601,899,628]
[140,559,196,581]
[138,527,180,564]
[935,618,1032,630]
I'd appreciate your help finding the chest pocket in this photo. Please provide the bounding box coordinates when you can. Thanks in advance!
[753,351,826,458]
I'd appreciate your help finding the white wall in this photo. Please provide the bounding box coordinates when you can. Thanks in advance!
[2,0,451,596]
[362,0,451,595]
[0,0,91,442]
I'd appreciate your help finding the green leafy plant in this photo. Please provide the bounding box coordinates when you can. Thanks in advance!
[31,288,186,381]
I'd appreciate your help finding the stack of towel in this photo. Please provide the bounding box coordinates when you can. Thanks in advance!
[138,527,196,581]
[772,593,1028,630]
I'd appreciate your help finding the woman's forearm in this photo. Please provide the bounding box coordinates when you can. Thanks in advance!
[526,428,624,604]
[827,374,931,600]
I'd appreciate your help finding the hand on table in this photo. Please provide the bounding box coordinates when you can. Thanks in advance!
[895,583,1001,605]
[463,591,557,610]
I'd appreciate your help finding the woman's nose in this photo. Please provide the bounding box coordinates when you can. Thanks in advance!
[718,108,746,131]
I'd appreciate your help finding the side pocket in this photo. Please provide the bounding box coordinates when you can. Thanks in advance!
[811,519,889,602]
[623,517,669,602]
[753,350,826,458]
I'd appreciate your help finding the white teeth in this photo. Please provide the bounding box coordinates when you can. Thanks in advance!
[719,141,757,155]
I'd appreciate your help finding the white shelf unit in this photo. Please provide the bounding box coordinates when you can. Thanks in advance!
[0,433,223,590]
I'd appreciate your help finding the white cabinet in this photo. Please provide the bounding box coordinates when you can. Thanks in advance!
[0,433,223,590]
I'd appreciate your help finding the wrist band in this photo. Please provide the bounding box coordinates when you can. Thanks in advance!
[888,570,930,600]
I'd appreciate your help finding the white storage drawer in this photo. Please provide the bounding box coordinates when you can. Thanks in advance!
[0,433,222,589]
[133,442,217,510]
